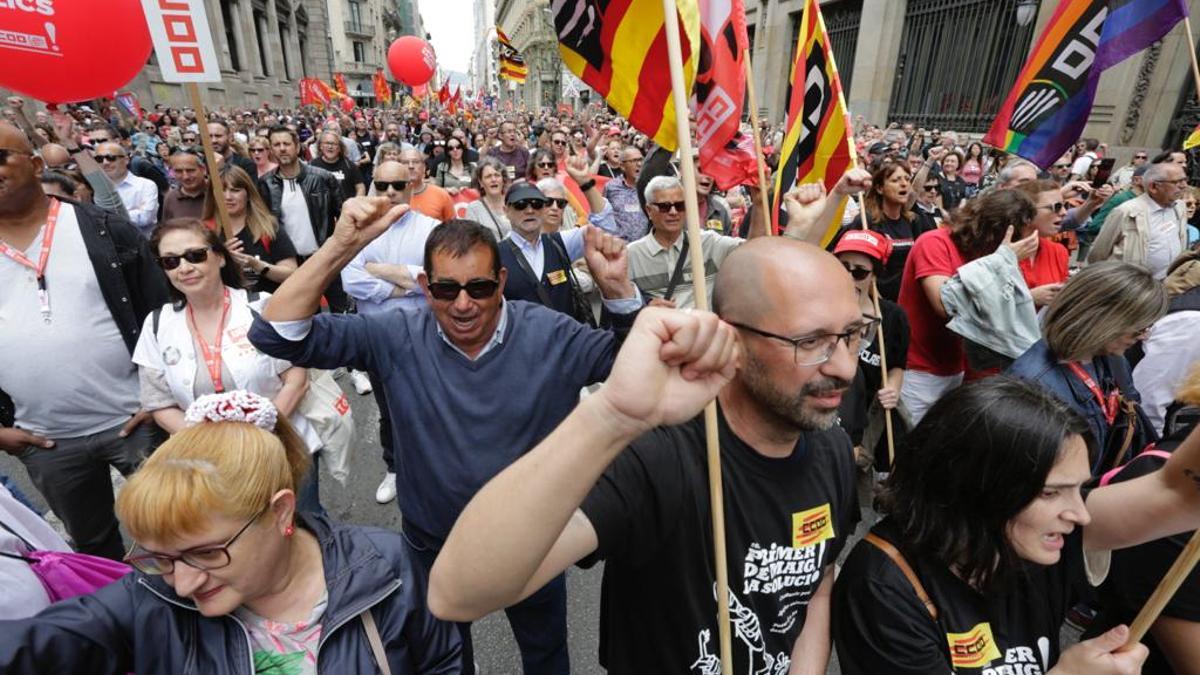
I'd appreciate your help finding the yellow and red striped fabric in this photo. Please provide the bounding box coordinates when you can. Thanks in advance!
[551,0,699,150]
[770,0,853,242]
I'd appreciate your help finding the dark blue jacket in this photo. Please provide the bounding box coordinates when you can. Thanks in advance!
[1007,339,1149,473]
[0,514,463,674]
[498,233,577,319]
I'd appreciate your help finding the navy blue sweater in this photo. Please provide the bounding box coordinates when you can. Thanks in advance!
[249,300,630,538]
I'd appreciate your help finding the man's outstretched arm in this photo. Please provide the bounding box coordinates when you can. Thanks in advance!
[428,307,740,621]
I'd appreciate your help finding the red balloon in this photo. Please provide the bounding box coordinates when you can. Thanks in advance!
[388,36,437,87]
[0,0,152,103]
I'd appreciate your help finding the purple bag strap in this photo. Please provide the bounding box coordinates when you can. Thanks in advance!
[1098,449,1172,487]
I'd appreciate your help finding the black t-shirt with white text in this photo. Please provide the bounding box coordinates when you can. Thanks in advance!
[580,406,859,674]
[834,518,1086,675]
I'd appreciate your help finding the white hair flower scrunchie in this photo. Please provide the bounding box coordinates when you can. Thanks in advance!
[184,390,278,431]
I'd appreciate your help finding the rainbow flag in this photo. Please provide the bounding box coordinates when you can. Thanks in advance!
[985,0,1187,168]
[552,0,700,150]
[770,0,853,243]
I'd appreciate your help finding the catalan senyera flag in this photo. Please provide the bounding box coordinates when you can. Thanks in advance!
[695,0,754,190]
[1185,124,1200,150]
[333,73,349,97]
[497,28,529,84]
[984,0,1187,168]
[373,68,393,105]
[771,0,853,242]
[552,0,700,150]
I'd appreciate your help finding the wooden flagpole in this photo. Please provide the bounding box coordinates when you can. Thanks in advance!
[743,56,774,235]
[186,83,234,240]
[855,191,897,467]
[661,0,733,671]
[1126,529,1200,646]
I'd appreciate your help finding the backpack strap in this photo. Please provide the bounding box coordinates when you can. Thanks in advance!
[1098,448,1172,487]
[864,532,938,621]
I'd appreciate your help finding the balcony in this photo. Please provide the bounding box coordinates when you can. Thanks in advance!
[344,20,374,38]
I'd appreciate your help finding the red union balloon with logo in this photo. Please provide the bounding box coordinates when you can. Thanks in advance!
[388,36,436,86]
[0,0,152,103]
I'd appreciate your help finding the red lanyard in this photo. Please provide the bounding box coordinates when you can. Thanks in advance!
[187,288,232,393]
[1065,361,1118,426]
[0,198,61,323]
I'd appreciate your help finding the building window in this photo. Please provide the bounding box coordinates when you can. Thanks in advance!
[280,22,292,79]
[220,0,241,72]
[353,41,366,63]
[253,8,270,75]
[298,31,308,77]
[349,1,363,26]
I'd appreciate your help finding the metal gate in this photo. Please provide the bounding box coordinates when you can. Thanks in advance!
[888,0,1041,132]
[787,0,862,93]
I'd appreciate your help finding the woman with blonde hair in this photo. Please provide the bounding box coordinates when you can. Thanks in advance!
[203,165,298,293]
[1009,260,1167,474]
[247,135,277,179]
[0,391,464,673]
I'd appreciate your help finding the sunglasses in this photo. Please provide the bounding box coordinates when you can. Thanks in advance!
[1135,154,1148,159]
[924,184,940,192]
[1053,163,1070,169]
[374,180,409,192]
[535,161,555,169]
[652,201,687,213]
[511,198,546,210]
[841,262,873,281]
[551,139,567,145]
[448,144,462,150]
[0,148,31,166]
[157,247,210,270]
[93,154,126,163]
[545,197,569,208]
[183,137,197,143]
[427,278,500,301]
[1038,202,1066,213]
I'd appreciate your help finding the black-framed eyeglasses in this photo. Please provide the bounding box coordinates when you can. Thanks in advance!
[727,317,880,367]
[511,198,547,211]
[124,505,268,575]
[1038,202,1066,213]
[652,201,686,213]
[841,262,874,281]
[427,277,500,301]
[374,180,408,192]
[157,247,211,270]
[0,149,31,166]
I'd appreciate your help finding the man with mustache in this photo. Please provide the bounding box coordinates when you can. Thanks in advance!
[430,236,865,674]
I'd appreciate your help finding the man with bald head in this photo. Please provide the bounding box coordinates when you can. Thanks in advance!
[430,233,864,673]
[340,159,443,505]
[0,121,166,560]
[93,141,159,236]
[400,147,456,222]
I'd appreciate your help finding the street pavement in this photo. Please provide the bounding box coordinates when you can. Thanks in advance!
[5,377,1086,674]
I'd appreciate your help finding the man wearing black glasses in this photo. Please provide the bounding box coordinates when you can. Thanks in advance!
[250,199,640,674]
[0,122,167,561]
[430,237,863,675]
[94,141,160,238]
[339,160,442,506]
[627,175,769,310]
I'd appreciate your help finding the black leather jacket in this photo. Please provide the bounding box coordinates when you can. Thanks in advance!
[261,163,343,247]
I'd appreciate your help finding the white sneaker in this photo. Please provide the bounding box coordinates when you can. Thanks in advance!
[375,472,397,504]
[351,370,373,395]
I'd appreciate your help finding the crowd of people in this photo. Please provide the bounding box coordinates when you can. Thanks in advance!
[0,88,1200,675]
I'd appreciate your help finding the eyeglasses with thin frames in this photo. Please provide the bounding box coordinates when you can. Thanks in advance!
[727,317,881,366]
[124,505,268,575]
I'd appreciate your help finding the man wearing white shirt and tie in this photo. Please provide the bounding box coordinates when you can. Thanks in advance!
[1089,161,1189,279]
[93,142,159,238]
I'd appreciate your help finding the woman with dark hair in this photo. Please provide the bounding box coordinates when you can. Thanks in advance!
[898,189,1037,423]
[434,136,476,196]
[1009,261,1167,474]
[833,375,1200,674]
[860,161,933,301]
[527,148,557,183]
[961,142,986,190]
[939,150,970,210]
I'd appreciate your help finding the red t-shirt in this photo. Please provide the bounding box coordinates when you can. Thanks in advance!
[897,227,966,376]
[1019,238,1069,299]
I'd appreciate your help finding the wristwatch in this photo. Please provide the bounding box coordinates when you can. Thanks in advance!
[578,178,597,192]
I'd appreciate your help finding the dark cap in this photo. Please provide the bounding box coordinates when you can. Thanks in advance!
[505,181,547,204]
[868,142,888,155]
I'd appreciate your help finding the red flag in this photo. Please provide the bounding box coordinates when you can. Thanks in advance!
[695,0,755,190]
[438,82,451,105]
[333,73,349,97]
[373,68,393,105]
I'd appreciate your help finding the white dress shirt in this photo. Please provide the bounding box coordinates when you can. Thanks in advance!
[1145,203,1184,280]
[1133,310,1200,434]
[113,171,160,236]
[341,209,441,314]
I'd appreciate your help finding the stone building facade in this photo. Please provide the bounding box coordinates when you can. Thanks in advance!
[494,0,560,110]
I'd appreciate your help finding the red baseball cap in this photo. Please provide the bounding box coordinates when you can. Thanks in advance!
[834,229,893,265]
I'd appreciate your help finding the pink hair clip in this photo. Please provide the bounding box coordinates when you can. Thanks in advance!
[184,391,278,431]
